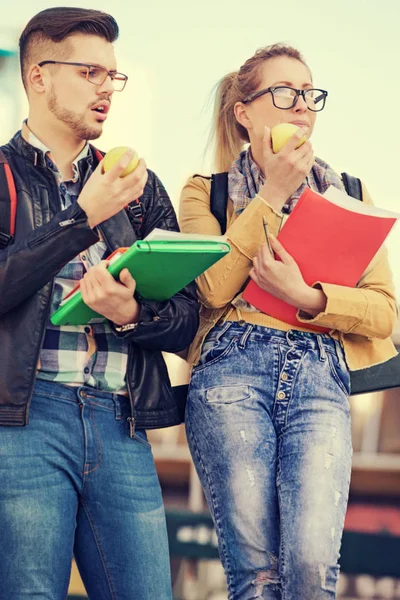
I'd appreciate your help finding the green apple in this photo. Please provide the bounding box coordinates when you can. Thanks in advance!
[270,123,307,154]
[103,146,140,177]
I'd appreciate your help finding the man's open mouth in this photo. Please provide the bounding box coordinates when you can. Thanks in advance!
[91,102,110,114]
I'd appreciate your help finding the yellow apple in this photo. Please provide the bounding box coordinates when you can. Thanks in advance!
[270,123,307,154]
[103,146,140,177]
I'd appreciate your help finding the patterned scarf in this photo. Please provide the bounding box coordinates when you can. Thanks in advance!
[228,147,345,215]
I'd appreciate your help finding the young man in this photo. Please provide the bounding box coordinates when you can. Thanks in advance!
[0,7,198,599]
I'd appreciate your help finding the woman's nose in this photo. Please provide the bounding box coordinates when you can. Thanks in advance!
[293,93,308,112]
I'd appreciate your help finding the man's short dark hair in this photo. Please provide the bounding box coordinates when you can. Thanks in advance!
[19,7,119,89]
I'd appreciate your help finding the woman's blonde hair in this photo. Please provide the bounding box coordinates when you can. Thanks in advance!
[212,43,309,172]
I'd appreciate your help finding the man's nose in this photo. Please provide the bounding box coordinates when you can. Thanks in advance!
[98,75,115,95]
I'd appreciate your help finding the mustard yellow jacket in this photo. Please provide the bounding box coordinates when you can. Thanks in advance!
[179,175,398,371]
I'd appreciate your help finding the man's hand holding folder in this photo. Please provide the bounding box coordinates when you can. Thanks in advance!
[51,232,231,326]
[80,259,140,326]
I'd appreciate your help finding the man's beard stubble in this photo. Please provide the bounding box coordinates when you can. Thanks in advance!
[47,87,102,141]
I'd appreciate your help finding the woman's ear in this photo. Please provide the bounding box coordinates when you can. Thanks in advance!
[234,101,252,131]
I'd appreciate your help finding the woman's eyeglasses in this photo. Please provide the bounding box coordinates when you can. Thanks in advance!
[242,86,328,112]
[38,61,128,92]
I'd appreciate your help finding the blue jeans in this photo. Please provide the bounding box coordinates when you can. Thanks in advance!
[0,379,172,600]
[186,322,352,600]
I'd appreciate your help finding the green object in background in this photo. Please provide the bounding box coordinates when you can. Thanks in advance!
[51,239,230,326]
[341,530,400,578]
[166,509,219,560]
[0,49,16,57]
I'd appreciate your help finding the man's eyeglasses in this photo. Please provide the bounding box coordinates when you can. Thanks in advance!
[38,61,128,92]
[242,86,328,112]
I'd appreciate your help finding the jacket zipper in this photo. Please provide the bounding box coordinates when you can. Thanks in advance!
[97,217,137,439]
[127,416,135,438]
[126,348,136,438]
[29,214,87,247]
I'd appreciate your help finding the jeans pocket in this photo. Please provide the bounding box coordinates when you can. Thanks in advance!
[327,345,351,397]
[205,384,250,405]
[132,429,151,449]
[193,333,237,372]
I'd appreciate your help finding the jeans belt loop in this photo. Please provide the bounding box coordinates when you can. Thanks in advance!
[238,324,253,349]
[317,335,326,361]
[113,395,122,420]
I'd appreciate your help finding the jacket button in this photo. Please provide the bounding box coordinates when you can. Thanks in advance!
[152,316,161,321]
[277,391,286,400]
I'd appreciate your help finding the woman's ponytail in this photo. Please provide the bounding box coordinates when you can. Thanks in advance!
[211,72,249,172]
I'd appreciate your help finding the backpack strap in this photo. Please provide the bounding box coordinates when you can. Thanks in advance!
[210,172,229,234]
[341,172,362,201]
[0,149,17,249]
[209,171,363,236]
[92,146,144,232]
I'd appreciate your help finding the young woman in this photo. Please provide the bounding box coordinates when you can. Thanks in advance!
[179,44,397,600]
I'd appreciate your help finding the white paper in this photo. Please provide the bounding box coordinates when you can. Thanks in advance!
[144,227,228,242]
[323,186,400,220]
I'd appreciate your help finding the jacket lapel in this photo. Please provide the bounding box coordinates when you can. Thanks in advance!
[98,209,138,252]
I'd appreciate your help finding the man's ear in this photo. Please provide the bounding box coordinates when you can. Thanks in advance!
[27,65,47,94]
[234,101,252,131]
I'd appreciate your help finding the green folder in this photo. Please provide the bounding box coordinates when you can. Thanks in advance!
[50,239,231,326]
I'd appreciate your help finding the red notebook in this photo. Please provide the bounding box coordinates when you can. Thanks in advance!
[242,186,398,332]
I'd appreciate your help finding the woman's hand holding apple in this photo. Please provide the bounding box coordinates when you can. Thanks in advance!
[258,125,314,212]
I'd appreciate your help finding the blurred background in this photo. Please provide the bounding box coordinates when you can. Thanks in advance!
[2,0,400,598]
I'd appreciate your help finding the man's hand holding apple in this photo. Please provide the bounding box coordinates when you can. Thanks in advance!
[77,148,148,229]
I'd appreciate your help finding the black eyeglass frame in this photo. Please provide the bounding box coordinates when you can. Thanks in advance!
[242,86,328,112]
[37,61,128,91]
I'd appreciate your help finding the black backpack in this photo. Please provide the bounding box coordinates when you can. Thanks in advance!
[206,171,400,395]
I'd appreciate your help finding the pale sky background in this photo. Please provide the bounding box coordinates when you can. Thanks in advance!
[1,0,400,293]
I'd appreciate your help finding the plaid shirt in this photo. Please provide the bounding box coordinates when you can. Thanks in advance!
[228,147,345,215]
[23,124,129,392]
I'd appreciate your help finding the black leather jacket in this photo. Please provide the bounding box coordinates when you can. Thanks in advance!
[0,132,198,430]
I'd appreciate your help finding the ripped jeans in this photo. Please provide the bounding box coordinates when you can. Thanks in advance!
[186,322,352,600]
